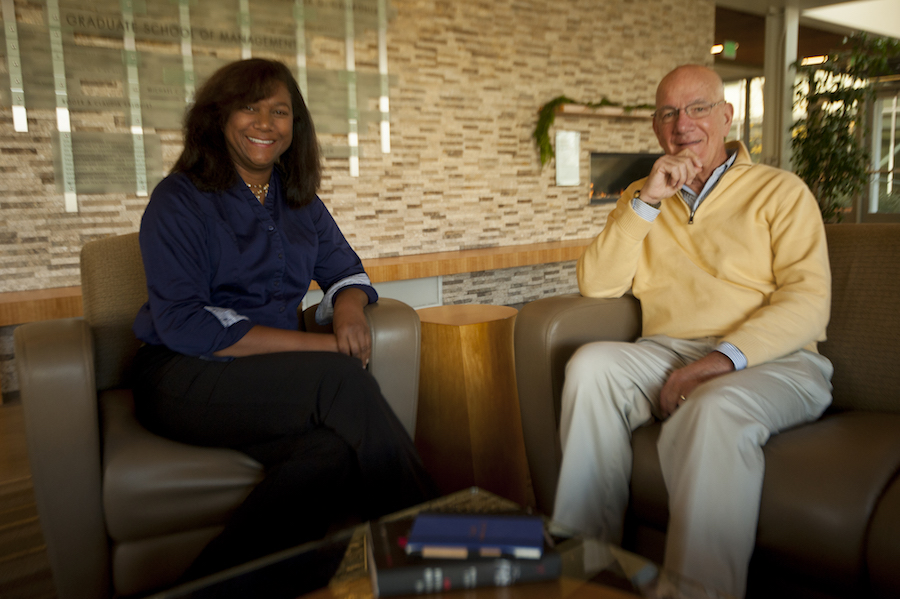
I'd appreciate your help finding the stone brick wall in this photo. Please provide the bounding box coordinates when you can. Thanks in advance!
[0,0,714,400]
[0,261,580,401]
[442,261,579,307]
[0,0,715,292]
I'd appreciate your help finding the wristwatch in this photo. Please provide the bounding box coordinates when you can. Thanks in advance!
[634,189,661,209]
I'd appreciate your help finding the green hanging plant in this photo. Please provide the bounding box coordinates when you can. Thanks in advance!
[533,96,576,167]
[791,32,900,222]
[532,96,654,167]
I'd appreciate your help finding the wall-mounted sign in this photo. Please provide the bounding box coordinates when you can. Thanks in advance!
[555,130,580,187]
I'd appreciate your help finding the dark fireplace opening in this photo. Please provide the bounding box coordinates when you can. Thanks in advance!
[590,152,662,204]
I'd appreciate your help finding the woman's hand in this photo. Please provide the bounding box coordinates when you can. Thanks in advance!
[213,325,338,358]
[332,287,372,366]
[211,288,372,363]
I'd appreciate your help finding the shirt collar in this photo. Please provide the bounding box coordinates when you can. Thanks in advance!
[681,148,738,207]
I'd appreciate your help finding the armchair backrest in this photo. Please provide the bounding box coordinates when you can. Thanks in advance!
[80,232,147,392]
[513,223,900,514]
[79,232,423,437]
[820,223,900,413]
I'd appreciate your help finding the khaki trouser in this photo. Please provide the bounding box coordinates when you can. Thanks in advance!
[552,335,833,598]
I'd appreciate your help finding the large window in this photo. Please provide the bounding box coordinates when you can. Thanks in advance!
[868,85,900,219]
[724,78,765,163]
[724,74,900,222]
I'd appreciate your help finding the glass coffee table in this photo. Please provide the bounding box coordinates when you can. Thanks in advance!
[146,487,731,599]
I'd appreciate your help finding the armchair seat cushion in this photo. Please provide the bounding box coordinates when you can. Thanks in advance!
[867,474,900,599]
[755,412,900,587]
[16,230,424,599]
[628,412,900,593]
[101,389,263,541]
[515,224,900,599]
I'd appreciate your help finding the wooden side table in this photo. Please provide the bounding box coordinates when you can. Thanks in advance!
[414,304,536,508]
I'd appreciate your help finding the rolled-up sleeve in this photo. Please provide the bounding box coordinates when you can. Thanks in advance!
[133,177,254,357]
[309,200,378,324]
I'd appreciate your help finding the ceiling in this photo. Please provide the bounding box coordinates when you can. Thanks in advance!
[718,0,893,17]
[713,0,899,81]
[716,0,900,38]
[714,7,848,76]
[803,1,900,39]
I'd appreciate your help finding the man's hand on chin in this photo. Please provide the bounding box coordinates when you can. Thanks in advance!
[641,149,704,204]
[659,351,735,418]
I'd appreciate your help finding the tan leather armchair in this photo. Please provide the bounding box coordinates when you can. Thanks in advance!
[514,224,900,599]
[15,232,422,599]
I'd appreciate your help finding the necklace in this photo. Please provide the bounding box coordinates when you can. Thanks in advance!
[246,182,269,203]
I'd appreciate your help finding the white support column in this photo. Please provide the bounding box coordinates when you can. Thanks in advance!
[762,5,799,171]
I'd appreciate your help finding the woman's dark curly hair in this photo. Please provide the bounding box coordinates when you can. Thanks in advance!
[172,58,321,208]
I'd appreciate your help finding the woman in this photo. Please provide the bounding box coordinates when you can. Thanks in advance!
[132,58,436,577]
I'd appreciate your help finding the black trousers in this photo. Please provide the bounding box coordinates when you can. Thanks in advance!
[131,344,437,579]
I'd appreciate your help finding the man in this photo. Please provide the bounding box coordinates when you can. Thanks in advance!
[552,64,834,597]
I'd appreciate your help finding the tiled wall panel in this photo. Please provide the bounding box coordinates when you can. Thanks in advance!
[0,0,714,292]
[0,0,713,400]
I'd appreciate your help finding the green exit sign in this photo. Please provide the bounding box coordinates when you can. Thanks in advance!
[722,40,738,60]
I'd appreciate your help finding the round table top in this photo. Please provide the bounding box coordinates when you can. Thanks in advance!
[416,304,517,326]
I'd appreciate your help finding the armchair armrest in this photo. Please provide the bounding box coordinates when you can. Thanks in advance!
[364,299,421,439]
[514,293,641,514]
[14,318,111,599]
[302,298,421,439]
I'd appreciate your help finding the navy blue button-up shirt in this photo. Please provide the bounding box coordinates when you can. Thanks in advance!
[133,170,377,358]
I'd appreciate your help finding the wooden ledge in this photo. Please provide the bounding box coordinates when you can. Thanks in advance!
[0,239,591,327]
[0,287,83,327]
[556,104,654,119]
[362,238,590,283]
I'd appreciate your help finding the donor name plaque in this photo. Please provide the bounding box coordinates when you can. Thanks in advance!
[1,0,394,209]
[52,131,164,195]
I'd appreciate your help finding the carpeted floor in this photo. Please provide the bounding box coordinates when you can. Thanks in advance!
[0,403,56,599]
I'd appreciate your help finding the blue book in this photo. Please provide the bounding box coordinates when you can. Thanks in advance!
[404,513,545,559]
[367,517,561,597]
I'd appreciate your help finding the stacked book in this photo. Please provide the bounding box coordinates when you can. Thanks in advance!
[366,513,562,597]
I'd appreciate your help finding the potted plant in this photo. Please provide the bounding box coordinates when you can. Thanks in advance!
[791,33,900,222]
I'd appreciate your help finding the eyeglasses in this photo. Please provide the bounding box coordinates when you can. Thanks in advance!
[653,101,725,124]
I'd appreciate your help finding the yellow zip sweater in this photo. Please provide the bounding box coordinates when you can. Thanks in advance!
[577,141,830,368]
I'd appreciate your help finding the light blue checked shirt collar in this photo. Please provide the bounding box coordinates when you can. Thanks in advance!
[680,148,738,211]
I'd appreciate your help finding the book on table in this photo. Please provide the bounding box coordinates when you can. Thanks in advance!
[404,513,545,559]
[366,515,561,597]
